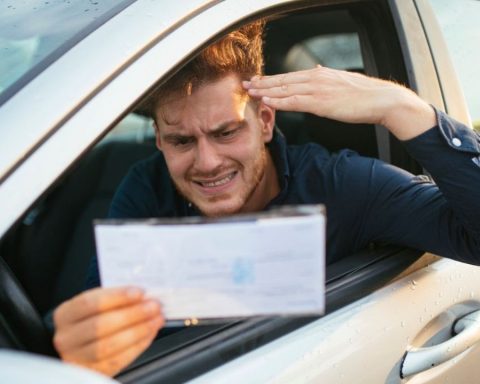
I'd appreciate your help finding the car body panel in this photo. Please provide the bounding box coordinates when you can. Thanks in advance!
[0,350,120,384]
[188,258,480,383]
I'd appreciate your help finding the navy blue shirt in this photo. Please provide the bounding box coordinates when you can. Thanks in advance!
[86,109,480,288]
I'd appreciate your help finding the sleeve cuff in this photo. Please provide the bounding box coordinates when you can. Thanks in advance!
[403,107,480,155]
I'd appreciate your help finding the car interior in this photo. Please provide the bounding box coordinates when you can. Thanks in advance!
[0,3,425,382]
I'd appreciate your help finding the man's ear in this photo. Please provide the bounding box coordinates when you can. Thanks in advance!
[259,102,276,143]
[153,121,163,151]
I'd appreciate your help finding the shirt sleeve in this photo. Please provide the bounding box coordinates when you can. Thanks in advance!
[360,108,480,264]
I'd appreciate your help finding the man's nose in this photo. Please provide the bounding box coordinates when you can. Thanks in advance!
[194,138,222,173]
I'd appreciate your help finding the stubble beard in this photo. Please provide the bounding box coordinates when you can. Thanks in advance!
[173,147,268,218]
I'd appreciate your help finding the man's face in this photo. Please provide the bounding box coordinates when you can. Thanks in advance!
[154,74,277,217]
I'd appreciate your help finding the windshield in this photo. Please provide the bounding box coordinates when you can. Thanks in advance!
[0,0,134,105]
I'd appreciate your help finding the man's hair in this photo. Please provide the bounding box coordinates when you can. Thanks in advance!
[146,19,265,120]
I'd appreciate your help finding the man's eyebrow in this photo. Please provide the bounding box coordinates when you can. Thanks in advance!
[161,119,246,141]
[162,132,193,141]
[209,119,246,134]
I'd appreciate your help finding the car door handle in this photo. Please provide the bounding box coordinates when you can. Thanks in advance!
[401,310,480,378]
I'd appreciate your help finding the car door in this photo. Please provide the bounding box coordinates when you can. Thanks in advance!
[1,0,479,383]
[183,1,480,383]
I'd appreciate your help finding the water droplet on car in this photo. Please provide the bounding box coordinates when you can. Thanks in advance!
[401,321,405,328]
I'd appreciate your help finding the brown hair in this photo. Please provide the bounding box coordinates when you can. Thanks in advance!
[146,19,265,121]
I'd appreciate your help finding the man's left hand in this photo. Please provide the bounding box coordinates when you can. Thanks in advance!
[243,66,436,141]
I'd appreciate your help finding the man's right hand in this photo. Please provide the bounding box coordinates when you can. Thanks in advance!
[53,287,164,377]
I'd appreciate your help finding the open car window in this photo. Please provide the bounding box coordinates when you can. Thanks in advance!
[0,2,431,383]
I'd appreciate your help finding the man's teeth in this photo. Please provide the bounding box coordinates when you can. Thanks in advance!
[201,173,234,187]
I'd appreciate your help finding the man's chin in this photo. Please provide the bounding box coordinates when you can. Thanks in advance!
[196,199,243,218]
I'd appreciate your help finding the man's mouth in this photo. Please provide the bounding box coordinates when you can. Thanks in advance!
[194,171,238,189]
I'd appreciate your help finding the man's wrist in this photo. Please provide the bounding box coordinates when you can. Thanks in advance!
[382,88,437,141]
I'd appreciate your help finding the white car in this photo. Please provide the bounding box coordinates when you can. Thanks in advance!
[0,0,479,383]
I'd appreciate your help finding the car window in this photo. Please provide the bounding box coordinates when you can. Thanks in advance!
[102,113,154,144]
[0,0,133,105]
[430,0,480,131]
[284,33,363,72]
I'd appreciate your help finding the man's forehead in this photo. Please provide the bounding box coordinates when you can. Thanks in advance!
[155,74,250,127]
[159,115,245,136]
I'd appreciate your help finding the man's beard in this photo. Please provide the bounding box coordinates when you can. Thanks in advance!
[173,147,268,217]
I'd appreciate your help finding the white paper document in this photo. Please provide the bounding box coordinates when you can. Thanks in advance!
[95,207,325,323]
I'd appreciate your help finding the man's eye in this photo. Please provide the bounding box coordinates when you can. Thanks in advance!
[173,137,193,147]
[217,129,237,139]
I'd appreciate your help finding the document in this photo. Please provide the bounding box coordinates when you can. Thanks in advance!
[94,206,325,324]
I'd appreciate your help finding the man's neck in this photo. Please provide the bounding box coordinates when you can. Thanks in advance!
[241,149,280,213]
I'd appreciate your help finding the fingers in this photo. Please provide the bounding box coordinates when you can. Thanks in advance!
[66,316,163,363]
[54,286,145,326]
[244,70,313,89]
[54,299,163,349]
[243,68,326,113]
[260,95,313,112]
[246,82,311,99]
[63,321,161,377]
[53,287,165,377]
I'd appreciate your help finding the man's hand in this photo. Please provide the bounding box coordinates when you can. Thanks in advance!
[243,65,437,141]
[53,287,164,377]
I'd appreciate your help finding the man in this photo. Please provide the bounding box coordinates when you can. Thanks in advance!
[53,21,480,376]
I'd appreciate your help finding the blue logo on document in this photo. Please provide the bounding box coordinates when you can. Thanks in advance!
[232,258,255,285]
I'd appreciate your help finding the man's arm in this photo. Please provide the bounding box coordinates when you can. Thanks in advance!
[243,65,437,140]
[244,66,480,263]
